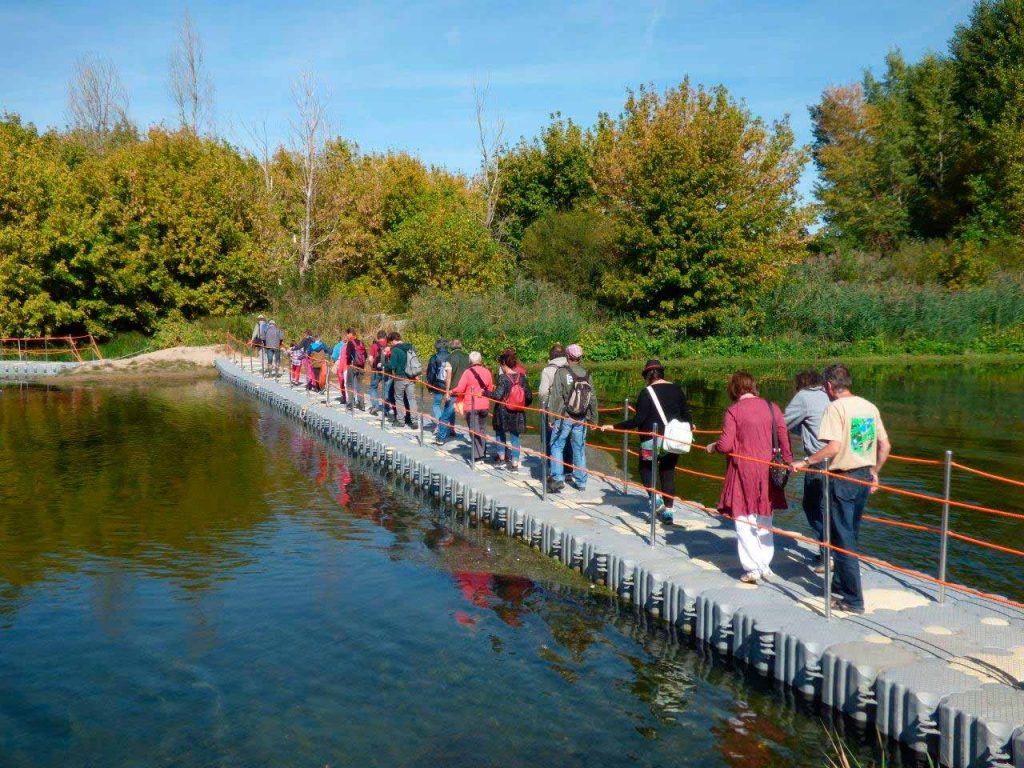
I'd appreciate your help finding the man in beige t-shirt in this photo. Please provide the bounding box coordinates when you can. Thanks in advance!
[792,363,891,613]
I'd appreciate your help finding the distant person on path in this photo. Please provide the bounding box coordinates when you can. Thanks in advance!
[426,339,452,433]
[345,330,366,411]
[288,341,306,386]
[263,320,284,376]
[792,363,890,614]
[705,371,792,584]
[601,359,692,523]
[384,332,421,428]
[442,340,471,443]
[250,314,268,348]
[306,334,329,392]
[299,329,314,352]
[452,351,494,464]
[331,333,349,405]
[547,344,597,493]
[368,331,388,415]
[784,369,831,567]
[491,348,533,473]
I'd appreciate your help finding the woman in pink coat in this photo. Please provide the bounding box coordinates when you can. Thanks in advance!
[706,371,792,583]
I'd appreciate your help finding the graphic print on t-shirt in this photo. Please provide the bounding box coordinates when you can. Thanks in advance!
[850,417,876,458]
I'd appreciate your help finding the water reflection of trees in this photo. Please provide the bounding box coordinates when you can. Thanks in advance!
[0,384,278,614]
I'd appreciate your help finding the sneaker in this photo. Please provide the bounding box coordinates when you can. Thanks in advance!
[759,568,774,581]
[660,508,674,524]
[547,478,565,493]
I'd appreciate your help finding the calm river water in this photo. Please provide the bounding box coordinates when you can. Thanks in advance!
[0,363,1020,767]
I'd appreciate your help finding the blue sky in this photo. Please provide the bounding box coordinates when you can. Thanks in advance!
[1,0,975,196]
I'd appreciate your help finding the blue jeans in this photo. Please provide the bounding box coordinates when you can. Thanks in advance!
[829,467,872,610]
[432,392,445,426]
[437,397,456,441]
[264,348,280,370]
[369,373,383,409]
[494,430,521,464]
[383,378,395,416]
[549,420,586,487]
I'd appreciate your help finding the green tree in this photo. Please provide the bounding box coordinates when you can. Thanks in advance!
[520,207,615,297]
[495,114,594,249]
[951,0,1024,240]
[811,83,911,251]
[594,81,809,333]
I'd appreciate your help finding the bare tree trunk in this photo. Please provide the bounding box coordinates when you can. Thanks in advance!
[248,120,274,197]
[168,11,214,134]
[290,72,328,279]
[473,79,505,231]
[66,54,130,152]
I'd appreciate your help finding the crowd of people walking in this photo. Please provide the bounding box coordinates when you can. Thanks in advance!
[248,319,891,614]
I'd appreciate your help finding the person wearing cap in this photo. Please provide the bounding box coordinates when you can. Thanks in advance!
[250,314,268,349]
[263,320,284,376]
[547,343,597,493]
[600,360,691,522]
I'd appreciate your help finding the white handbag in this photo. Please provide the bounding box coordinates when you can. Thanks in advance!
[646,385,693,454]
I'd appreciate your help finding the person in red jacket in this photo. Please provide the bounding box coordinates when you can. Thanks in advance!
[452,351,494,464]
[706,371,792,584]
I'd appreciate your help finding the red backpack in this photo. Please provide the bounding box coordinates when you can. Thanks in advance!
[352,340,367,368]
[505,373,526,412]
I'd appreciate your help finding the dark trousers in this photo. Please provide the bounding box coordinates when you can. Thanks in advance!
[467,410,488,461]
[802,468,826,546]
[829,466,872,609]
[640,452,679,508]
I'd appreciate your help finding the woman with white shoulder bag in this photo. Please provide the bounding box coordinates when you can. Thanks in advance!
[600,359,693,523]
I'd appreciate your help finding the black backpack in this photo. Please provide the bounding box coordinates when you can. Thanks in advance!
[427,350,450,387]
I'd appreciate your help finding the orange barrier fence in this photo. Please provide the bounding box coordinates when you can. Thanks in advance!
[0,334,102,362]
[226,333,1024,613]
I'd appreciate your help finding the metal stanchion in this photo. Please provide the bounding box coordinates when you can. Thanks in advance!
[540,414,548,501]
[823,459,832,620]
[621,397,630,494]
[938,449,953,604]
[419,411,424,445]
[649,423,660,547]
[380,397,387,430]
[249,345,253,373]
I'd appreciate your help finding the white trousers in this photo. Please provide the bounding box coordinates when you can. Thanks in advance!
[735,514,774,575]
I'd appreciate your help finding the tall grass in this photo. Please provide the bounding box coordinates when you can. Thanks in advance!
[406,278,595,360]
[756,261,1024,351]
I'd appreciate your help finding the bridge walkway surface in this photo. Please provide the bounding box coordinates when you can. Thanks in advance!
[223,359,1024,766]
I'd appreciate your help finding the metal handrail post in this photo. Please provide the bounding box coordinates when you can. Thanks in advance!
[823,459,832,620]
[260,344,265,377]
[622,397,630,494]
[540,414,548,501]
[419,410,424,445]
[649,423,660,547]
[938,450,953,604]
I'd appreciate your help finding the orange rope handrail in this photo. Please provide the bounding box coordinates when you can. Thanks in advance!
[952,461,1024,489]
[232,349,1024,611]
[235,334,1024,514]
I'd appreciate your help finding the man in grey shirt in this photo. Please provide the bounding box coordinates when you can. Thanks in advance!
[784,369,831,561]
